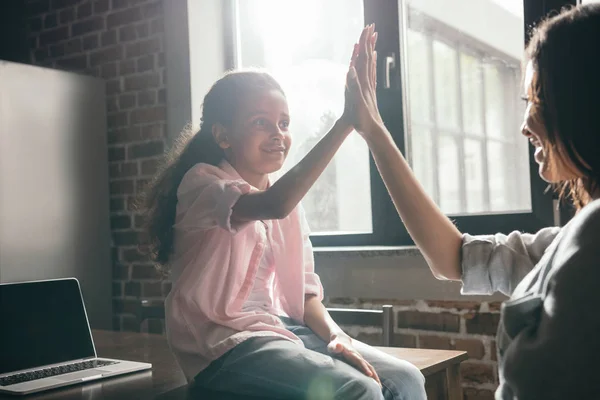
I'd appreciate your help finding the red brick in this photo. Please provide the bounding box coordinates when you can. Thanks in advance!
[94,0,110,13]
[111,214,132,230]
[108,145,126,161]
[125,37,161,58]
[142,1,161,19]
[137,54,154,72]
[397,311,460,332]
[106,96,118,113]
[101,63,118,79]
[157,88,166,104]
[119,59,136,75]
[141,124,164,140]
[55,54,88,70]
[134,215,146,228]
[112,263,130,280]
[124,281,141,297]
[110,197,125,212]
[77,2,92,18]
[113,231,140,246]
[33,48,49,63]
[108,126,140,143]
[138,90,156,106]
[464,388,496,400]
[124,73,160,91]
[107,7,143,28]
[82,34,99,50]
[142,281,162,297]
[150,18,164,34]
[353,332,382,346]
[141,158,160,175]
[393,333,417,348]
[119,161,139,177]
[113,298,139,314]
[107,110,128,127]
[135,22,149,38]
[64,37,83,54]
[110,179,134,195]
[121,249,146,263]
[127,141,164,159]
[119,25,137,42]
[28,17,43,33]
[90,45,123,66]
[130,106,166,124]
[50,43,65,58]
[101,29,118,46]
[162,282,172,297]
[111,0,130,10]
[107,78,121,95]
[465,313,500,336]
[40,26,69,46]
[454,338,485,360]
[135,178,150,194]
[44,13,58,29]
[460,362,496,385]
[72,16,105,36]
[491,340,497,361]
[419,335,451,351]
[119,93,136,110]
[59,8,75,24]
[132,264,159,279]
[112,282,122,297]
[426,300,480,311]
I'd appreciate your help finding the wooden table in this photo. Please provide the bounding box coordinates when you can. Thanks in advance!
[0,330,467,399]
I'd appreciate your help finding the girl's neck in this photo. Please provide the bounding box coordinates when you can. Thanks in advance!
[239,171,269,190]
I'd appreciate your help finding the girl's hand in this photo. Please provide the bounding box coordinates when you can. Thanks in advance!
[346,25,385,139]
[328,333,382,387]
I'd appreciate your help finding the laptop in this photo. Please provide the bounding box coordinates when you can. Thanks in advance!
[0,278,152,396]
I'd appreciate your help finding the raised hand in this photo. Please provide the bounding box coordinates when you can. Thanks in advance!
[345,25,384,137]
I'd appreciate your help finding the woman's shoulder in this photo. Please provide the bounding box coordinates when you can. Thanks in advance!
[562,199,600,244]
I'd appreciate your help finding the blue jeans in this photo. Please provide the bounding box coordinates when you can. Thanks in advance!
[194,317,426,400]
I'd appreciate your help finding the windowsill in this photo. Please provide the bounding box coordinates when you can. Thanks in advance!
[313,246,423,258]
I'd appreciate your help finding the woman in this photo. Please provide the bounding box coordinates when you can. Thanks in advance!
[347,6,600,399]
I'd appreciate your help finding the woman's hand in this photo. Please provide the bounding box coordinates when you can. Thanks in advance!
[345,25,385,138]
[328,333,382,387]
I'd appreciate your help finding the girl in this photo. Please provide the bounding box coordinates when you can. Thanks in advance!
[347,7,600,400]
[140,30,426,400]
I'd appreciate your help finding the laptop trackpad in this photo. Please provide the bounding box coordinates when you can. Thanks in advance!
[55,369,105,381]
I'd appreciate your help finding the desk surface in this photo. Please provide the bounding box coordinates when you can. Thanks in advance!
[0,330,467,399]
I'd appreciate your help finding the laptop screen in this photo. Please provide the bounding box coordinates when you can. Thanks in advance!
[0,279,96,374]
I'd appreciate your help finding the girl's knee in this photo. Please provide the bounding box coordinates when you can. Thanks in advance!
[382,362,426,400]
[338,375,383,400]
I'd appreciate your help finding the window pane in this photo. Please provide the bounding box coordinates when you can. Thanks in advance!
[460,52,483,135]
[236,0,371,234]
[438,135,461,214]
[464,139,486,213]
[433,40,459,131]
[411,127,435,199]
[405,0,531,215]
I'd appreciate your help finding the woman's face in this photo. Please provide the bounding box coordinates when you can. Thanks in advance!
[521,61,579,183]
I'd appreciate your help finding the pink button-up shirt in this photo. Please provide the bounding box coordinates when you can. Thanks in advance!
[164,161,324,382]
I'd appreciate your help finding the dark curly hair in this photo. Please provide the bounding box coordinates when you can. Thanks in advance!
[526,4,600,209]
[137,70,284,270]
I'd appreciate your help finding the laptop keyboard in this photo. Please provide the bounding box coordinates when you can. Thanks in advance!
[0,359,118,387]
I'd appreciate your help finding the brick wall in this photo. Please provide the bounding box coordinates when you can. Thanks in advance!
[325,298,501,400]
[26,0,168,332]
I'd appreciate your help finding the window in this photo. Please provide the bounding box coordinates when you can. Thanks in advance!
[405,1,530,215]
[228,0,574,246]
[234,0,372,236]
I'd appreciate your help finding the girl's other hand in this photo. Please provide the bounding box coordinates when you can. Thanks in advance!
[328,333,382,387]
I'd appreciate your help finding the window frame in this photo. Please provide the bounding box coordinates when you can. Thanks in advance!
[224,0,577,247]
